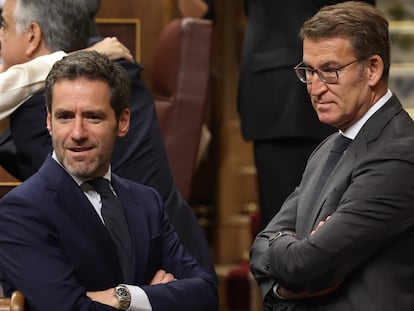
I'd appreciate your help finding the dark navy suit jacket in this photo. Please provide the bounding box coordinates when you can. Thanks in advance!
[0,60,215,275]
[0,156,218,310]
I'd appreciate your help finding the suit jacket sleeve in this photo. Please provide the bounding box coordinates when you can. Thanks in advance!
[120,184,218,311]
[9,92,53,180]
[249,186,299,303]
[250,140,414,295]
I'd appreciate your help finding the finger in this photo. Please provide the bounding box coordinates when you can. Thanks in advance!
[155,273,176,284]
[310,220,325,235]
[150,271,177,285]
[163,273,176,283]
[150,269,166,285]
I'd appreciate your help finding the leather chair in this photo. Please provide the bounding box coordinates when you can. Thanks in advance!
[151,17,213,201]
[0,291,25,311]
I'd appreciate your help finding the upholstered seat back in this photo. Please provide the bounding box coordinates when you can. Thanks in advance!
[152,18,213,200]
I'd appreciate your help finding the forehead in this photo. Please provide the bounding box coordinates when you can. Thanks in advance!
[2,0,16,23]
[51,78,112,108]
[3,0,16,15]
[303,37,355,66]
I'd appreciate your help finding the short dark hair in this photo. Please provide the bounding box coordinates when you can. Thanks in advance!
[45,51,130,120]
[300,1,390,80]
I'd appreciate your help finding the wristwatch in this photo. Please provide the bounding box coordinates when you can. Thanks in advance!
[268,229,296,246]
[114,284,131,310]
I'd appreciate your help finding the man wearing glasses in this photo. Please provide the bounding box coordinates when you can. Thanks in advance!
[250,2,414,310]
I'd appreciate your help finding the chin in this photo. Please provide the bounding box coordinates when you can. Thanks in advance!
[318,116,338,128]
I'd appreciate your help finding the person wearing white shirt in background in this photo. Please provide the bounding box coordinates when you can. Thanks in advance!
[0,38,132,137]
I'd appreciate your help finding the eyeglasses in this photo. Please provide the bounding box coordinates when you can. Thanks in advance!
[294,58,366,84]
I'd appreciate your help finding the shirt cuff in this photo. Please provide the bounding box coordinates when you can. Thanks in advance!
[124,285,152,311]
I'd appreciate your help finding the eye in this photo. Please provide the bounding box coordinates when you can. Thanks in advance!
[305,68,314,74]
[55,112,73,121]
[321,67,337,74]
[86,112,105,123]
[88,116,102,122]
[0,16,6,29]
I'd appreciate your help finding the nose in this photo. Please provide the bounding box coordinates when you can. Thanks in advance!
[309,73,328,97]
[71,117,88,141]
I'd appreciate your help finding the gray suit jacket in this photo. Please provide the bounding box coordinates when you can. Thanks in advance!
[250,94,414,310]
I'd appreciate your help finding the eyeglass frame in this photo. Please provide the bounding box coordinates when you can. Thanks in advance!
[293,57,367,84]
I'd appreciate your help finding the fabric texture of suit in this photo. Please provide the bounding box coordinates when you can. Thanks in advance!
[250,94,414,310]
[0,156,218,311]
[0,60,215,275]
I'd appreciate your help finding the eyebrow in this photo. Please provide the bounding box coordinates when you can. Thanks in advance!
[303,60,342,69]
[54,108,107,117]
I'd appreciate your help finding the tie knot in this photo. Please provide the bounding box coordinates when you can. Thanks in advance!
[87,178,113,197]
[331,134,352,153]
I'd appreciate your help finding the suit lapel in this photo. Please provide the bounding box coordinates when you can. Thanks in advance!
[304,144,358,234]
[301,95,403,235]
[38,157,125,280]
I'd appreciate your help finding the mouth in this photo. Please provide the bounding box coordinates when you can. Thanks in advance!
[314,100,335,110]
[67,146,94,156]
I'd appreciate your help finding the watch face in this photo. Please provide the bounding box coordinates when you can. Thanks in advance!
[116,286,129,299]
[115,285,131,310]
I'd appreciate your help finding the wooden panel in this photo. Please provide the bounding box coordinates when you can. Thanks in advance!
[96,18,141,62]
[97,0,173,86]
[0,182,20,198]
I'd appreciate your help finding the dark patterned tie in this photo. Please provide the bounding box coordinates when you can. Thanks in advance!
[87,178,132,278]
[318,134,352,189]
[304,134,352,233]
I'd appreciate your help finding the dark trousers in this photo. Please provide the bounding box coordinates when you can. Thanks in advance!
[254,137,323,230]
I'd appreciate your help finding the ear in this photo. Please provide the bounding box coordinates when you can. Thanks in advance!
[117,108,130,138]
[366,54,384,87]
[46,112,52,136]
[25,22,42,57]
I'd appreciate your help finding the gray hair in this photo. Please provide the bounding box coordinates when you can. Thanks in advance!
[14,0,89,52]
